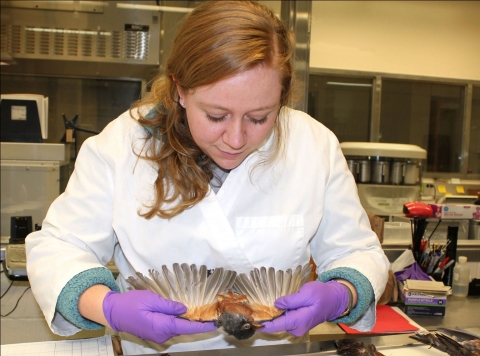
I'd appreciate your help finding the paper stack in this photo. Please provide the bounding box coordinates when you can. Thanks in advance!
[399,279,451,317]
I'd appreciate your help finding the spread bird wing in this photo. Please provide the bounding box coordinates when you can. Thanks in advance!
[232,263,312,322]
[127,263,313,340]
[410,328,480,356]
[126,263,237,322]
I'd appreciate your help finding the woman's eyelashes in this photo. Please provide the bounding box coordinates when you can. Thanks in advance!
[206,114,268,124]
[251,116,268,125]
[206,114,226,122]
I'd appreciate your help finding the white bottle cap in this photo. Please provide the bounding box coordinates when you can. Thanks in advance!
[458,256,467,264]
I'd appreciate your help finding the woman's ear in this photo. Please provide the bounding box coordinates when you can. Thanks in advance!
[175,82,186,108]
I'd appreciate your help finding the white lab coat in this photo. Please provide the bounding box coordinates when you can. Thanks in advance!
[26,107,389,354]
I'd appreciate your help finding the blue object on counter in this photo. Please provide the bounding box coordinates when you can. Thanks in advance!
[394,262,431,281]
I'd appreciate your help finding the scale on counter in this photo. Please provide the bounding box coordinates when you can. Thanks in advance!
[340,142,427,217]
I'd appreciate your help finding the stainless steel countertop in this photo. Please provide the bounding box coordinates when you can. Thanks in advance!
[129,333,470,356]
[135,297,480,356]
[410,295,480,330]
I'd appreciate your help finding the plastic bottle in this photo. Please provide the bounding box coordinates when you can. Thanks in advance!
[452,256,470,297]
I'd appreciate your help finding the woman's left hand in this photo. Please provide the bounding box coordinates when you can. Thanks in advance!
[260,280,350,337]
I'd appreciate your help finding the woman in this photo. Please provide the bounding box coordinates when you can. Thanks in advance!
[26,1,389,354]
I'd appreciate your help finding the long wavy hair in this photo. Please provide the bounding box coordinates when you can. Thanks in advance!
[132,0,297,219]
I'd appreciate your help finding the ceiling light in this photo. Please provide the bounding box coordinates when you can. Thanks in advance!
[116,3,193,13]
[326,82,372,87]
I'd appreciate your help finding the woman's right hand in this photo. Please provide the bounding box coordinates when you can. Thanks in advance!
[102,290,217,344]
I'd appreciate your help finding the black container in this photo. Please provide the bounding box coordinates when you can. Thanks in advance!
[9,216,32,244]
[442,226,458,287]
[469,278,480,296]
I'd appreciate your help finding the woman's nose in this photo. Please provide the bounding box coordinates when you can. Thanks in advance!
[223,118,247,149]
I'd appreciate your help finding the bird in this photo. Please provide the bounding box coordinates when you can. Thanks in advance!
[410,327,480,356]
[335,338,385,356]
[126,263,312,340]
[213,291,262,340]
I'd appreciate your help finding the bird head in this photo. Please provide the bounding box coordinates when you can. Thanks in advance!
[214,312,262,340]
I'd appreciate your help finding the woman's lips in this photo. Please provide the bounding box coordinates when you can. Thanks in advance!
[217,148,244,159]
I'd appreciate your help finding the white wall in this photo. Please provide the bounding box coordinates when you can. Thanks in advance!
[310,1,480,81]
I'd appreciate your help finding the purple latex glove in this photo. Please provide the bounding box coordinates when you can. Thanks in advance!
[394,262,431,282]
[103,290,217,343]
[261,281,349,337]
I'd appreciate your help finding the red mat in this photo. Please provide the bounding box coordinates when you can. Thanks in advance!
[339,305,419,334]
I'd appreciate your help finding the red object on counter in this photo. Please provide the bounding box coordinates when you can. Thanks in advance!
[339,305,419,334]
[419,239,428,252]
[438,257,451,270]
[403,202,433,218]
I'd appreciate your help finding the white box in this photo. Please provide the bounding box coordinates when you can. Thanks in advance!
[430,204,480,219]
[383,222,411,242]
[1,160,68,240]
[1,142,69,161]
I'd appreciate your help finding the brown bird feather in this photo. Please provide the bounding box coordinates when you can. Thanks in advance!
[126,263,312,340]
[410,327,480,356]
[335,339,385,356]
